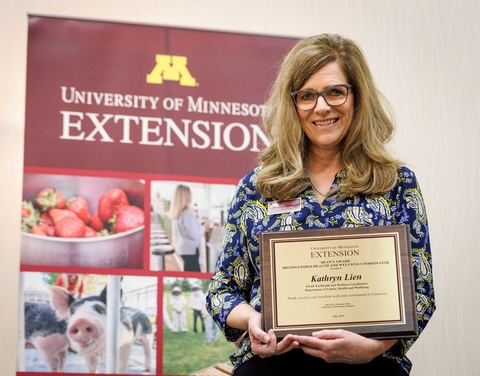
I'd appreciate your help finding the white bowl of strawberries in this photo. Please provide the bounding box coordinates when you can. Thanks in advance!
[20,174,145,269]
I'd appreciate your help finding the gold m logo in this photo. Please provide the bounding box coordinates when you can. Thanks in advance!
[146,55,198,87]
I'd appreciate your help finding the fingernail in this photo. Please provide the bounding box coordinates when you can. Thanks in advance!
[262,335,269,343]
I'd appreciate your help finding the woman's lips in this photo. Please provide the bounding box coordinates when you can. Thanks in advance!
[313,118,337,126]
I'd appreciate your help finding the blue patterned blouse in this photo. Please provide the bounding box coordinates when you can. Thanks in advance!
[206,166,435,374]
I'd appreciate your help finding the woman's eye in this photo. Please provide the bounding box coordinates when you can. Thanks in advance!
[327,86,347,97]
[301,92,315,101]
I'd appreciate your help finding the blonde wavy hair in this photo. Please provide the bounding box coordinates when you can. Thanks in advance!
[169,184,192,219]
[61,274,82,293]
[257,33,401,201]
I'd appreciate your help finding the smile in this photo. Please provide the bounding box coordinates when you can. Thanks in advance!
[313,119,337,126]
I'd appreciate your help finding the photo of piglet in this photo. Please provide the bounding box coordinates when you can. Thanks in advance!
[18,273,157,373]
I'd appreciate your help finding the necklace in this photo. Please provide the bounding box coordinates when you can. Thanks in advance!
[310,179,328,197]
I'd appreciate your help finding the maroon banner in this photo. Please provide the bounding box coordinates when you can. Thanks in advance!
[24,16,297,180]
[19,16,298,376]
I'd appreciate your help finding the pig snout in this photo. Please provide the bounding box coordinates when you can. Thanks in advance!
[67,318,102,350]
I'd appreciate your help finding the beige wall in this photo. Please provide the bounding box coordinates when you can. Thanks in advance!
[1,0,478,374]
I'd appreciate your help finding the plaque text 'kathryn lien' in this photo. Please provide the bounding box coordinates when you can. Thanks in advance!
[310,274,362,283]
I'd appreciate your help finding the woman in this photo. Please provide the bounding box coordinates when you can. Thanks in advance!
[55,273,84,298]
[206,34,435,375]
[170,184,209,271]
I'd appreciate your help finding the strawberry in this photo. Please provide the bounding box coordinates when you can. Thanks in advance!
[46,225,56,237]
[40,212,54,226]
[89,213,105,232]
[21,200,40,232]
[30,223,55,236]
[54,216,86,238]
[21,202,33,217]
[112,205,144,233]
[98,188,129,222]
[36,188,66,211]
[49,208,77,224]
[85,226,98,237]
[67,196,91,225]
[30,225,48,236]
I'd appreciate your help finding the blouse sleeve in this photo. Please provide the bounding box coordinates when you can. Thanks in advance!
[206,173,257,342]
[388,167,436,361]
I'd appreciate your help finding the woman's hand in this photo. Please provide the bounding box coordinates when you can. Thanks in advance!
[226,303,299,358]
[292,329,398,364]
[248,313,299,358]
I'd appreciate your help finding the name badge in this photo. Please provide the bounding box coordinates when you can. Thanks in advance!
[267,198,301,215]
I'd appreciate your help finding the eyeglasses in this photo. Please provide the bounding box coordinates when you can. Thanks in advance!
[291,84,353,111]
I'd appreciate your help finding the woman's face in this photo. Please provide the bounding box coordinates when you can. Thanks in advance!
[295,61,355,155]
[68,275,78,284]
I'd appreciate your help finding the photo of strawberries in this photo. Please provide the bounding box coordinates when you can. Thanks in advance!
[22,186,144,239]
[20,174,145,269]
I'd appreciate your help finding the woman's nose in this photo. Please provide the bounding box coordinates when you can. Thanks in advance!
[314,95,331,112]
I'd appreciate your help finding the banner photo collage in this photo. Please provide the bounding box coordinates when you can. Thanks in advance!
[18,16,296,375]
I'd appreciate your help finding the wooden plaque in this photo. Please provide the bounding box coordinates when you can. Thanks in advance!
[259,225,417,339]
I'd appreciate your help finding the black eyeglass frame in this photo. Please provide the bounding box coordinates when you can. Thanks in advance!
[291,84,353,111]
